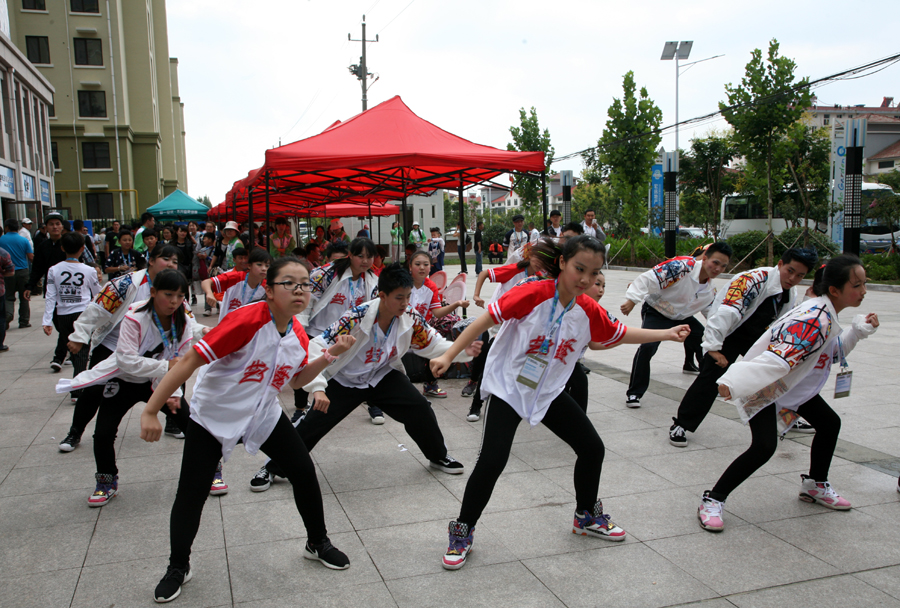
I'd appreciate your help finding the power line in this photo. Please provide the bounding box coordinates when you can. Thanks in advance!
[554,51,900,164]
[377,0,416,35]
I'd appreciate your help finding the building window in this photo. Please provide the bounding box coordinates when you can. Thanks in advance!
[23,0,46,9]
[82,141,110,168]
[823,114,830,126]
[48,102,54,117]
[73,38,102,66]
[51,141,59,170]
[71,0,99,12]
[77,90,106,117]
[25,36,50,64]
[878,160,895,169]
[85,193,113,217]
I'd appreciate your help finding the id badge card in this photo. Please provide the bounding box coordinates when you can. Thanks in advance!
[516,355,548,389]
[834,370,852,399]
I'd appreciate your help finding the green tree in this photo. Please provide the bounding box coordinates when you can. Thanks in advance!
[194,194,212,208]
[720,39,811,264]
[507,107,554,213]
[598,71,663,262]
[679,131,739,240]
[781,120,831,246]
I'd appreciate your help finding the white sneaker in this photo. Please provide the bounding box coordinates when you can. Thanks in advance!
[799,474,851,510]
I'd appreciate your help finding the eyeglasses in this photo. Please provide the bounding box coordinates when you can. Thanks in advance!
[271,280,313,293]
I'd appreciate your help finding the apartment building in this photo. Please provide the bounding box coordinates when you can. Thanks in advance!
[0,7,55,225]
[7,0,187,222]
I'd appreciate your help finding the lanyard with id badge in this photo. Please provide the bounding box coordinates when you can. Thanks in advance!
[833,337,852,398]
[516,283,575,390]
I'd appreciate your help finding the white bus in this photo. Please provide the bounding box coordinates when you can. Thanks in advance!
[720,183,898,251]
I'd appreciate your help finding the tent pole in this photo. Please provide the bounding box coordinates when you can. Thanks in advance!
[265,172,271,253]
[367,201,372,240]
[457,172,467,274]
[248,189,255,250]
[231,193,236,223]
[541,171,548,237]
[401,173,408,255]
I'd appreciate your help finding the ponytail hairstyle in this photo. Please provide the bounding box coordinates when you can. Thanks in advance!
[137,268,189,341]
[517,236,563,277]
[811,254,862,297]
[332,237,376,277]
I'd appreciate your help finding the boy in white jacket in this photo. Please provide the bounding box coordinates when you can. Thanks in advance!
[620,242,732,407]
[668,248,817,447]
[698,255,877,532]
[249,263,482,491]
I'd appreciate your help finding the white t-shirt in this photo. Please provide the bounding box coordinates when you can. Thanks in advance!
[333,319,398,389]
[409,279,441,322]
[192,301,310,461]
[100,276,152,352]
[43,261,101,326]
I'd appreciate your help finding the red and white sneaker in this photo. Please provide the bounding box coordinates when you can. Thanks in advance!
[799,474,851,510]
[210,461,229,496]
[88,473,118,508]
[442,521,474,570]
[572,501,626,541]
[698,491,725,532]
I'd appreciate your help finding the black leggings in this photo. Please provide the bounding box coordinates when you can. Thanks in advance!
[468,332,493,409]
[565,362,588,413]
[93,379,189,476]
[169,415,328,568]
[709,395,841,501]
[458,392,604,528]
[52,311,90,374]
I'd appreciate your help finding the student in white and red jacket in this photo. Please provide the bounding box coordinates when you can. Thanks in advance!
[698,255,878,533]
[668,248,817,448]
[248,263,482,492]
[465,238,561,421]
[620,241,732,407]
[431,235,691,570]
[200,247,271,321]
[55,270,198,508]
[140,256,357,602]
[406,250,469,398]
[300,237,381,422]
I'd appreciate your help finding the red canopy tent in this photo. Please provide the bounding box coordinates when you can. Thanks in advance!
[223,96,547,271]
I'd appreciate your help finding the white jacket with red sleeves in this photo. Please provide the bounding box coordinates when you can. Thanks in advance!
[303,298,473,395]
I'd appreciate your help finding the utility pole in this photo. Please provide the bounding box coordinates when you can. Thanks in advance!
[348,15,378,111]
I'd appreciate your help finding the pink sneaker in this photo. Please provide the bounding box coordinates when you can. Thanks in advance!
[799,475,851,510]
[698,491,725,532]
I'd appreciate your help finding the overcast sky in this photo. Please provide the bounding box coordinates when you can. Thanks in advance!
[166,0,900,203]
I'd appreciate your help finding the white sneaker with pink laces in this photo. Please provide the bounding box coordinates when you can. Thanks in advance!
[798,474,851,510]
[698,491,725,532]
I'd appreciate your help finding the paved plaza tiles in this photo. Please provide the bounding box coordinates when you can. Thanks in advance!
[0,267,898,607]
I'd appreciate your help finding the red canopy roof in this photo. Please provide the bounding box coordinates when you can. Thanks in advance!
[230,96,545,205]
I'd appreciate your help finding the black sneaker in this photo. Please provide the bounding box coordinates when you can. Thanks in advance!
[154,563,192,603]
[303,538,350,570]
[368,405,385,425]
[164,420,185,439]
[249,465,273,492]
[682,362,700,375]
[625,395,641,408]
[669,420,687,447]
[290,408,306,424]
[579,362,591,375]
[430,455,464,475]
[793,418,816,434]
[50,360,62,372]
[59,427,81,452]
[466,403,481,422]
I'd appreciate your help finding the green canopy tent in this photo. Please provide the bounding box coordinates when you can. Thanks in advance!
[146,189,209,221]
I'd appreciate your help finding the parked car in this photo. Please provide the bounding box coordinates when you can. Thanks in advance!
[677,226,706,239]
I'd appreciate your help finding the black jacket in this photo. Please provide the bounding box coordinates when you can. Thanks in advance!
[27,236,66,292]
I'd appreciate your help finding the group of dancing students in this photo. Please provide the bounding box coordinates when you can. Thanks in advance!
[46,223,888,602]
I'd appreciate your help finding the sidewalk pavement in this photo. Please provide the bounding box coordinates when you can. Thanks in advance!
[1,267,898,608]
